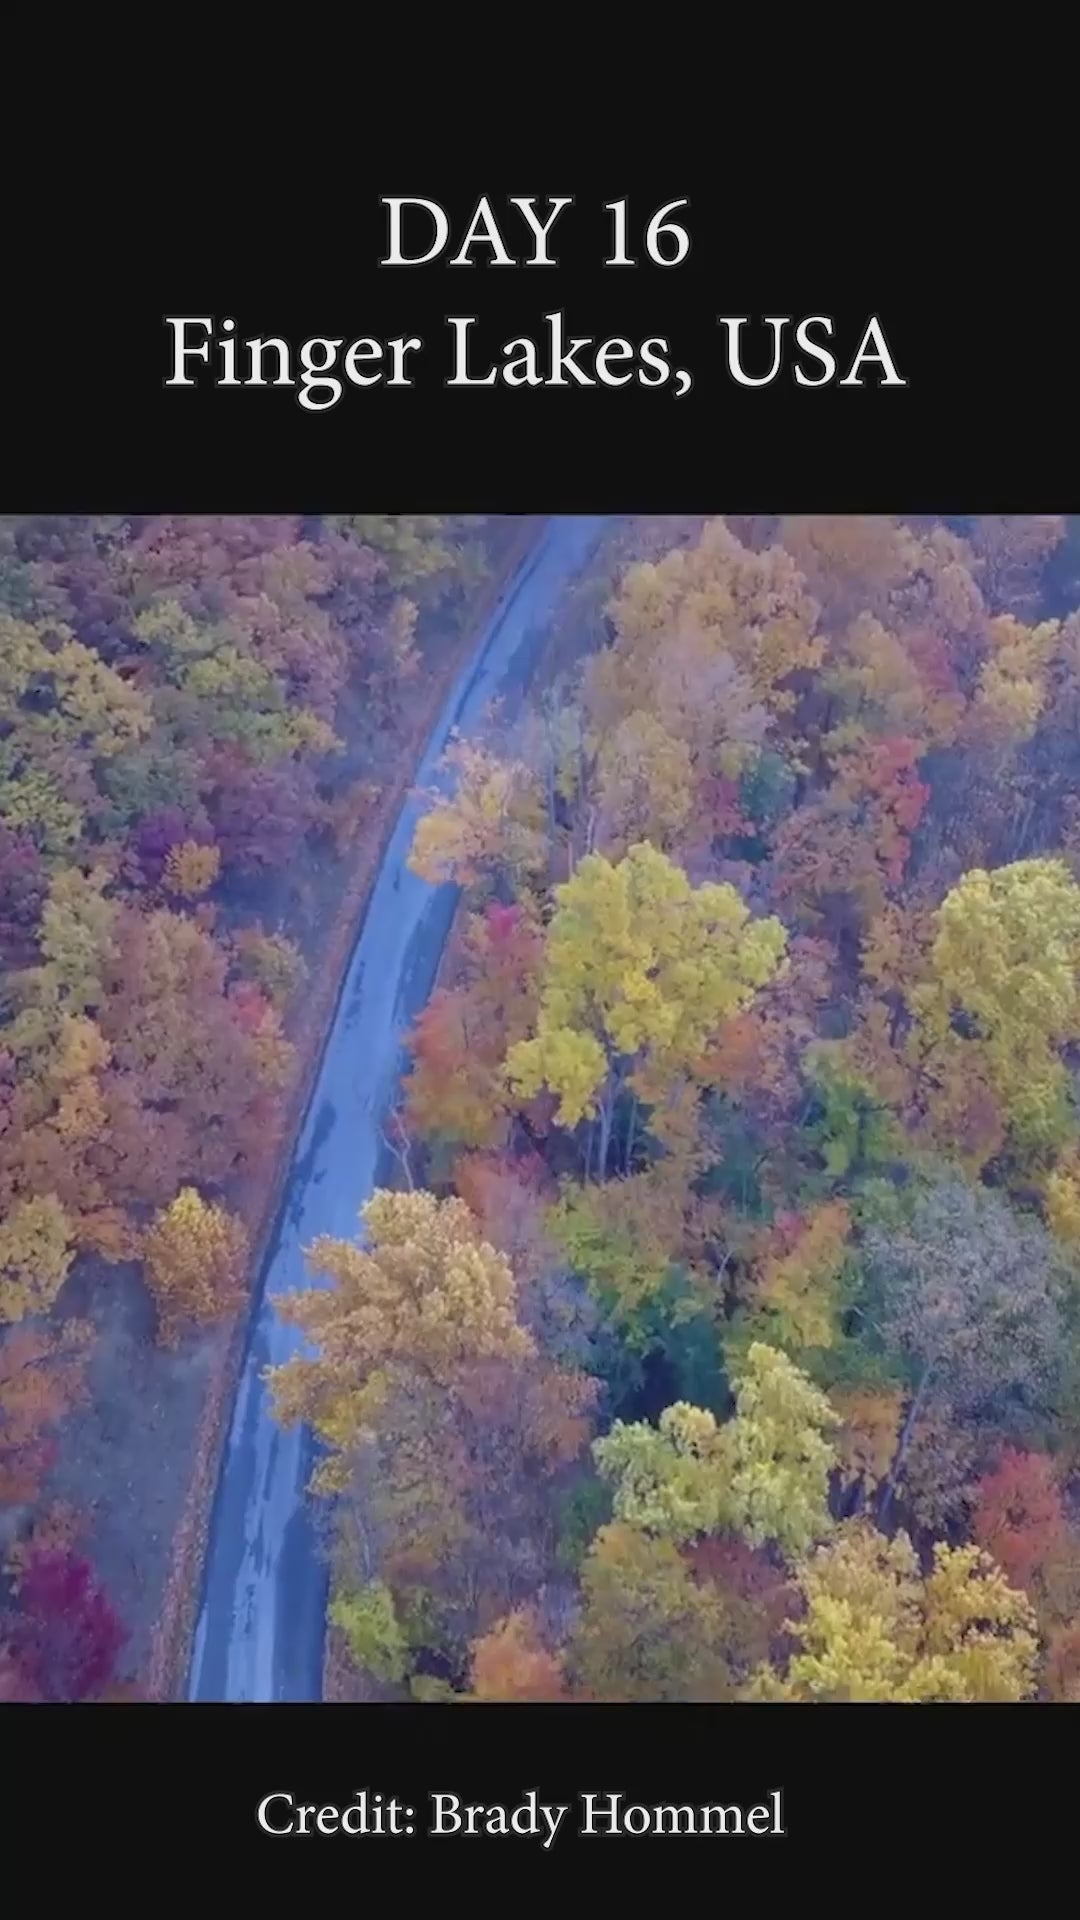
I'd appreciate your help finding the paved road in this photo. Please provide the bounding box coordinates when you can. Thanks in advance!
[187,516,612,1701]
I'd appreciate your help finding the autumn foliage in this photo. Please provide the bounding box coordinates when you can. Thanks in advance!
[321,513,1080,1704]
[971,1450,1067,1596]
[0,511,491,1664]
[4,1551,127,1702]
[143,1187,250,1345]
[0,1319,91,1506]
[467,1609,568,1701]
[13,510,1080,1704]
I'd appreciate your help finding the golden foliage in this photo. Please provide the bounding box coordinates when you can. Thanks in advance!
[506,841,787,1131]
[0,1194,75,1324]
[749,1521,1039,1701]
[269,1189,534,1488]
[910,856,1080,1150]
[607,517,824,714]
[830,1385,904,1496]
[745,1201,852,1353]
[162,840,221,898]
[143,1186,249,1345]
[409,739,548,891]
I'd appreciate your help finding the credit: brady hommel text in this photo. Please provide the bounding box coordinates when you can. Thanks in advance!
[256,1789,786,1845]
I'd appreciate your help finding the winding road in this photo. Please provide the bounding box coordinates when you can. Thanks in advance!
[187,515,611,1701]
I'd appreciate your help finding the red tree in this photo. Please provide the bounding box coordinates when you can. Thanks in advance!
[204,749,317,875]
[971,1449,1066,1595]
[8,1551,128,1702]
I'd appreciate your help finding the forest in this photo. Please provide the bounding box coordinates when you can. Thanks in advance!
[7,510,1080,1704]
[267,513,1080,1703]
[0,511,493,1698]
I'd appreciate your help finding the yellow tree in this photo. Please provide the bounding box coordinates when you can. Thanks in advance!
[546,1167,699,1334]
[142,1186,249,1345]
[569,1521,736,1702]
[593,1344,838,1559]
[162,840,221,899]
[268,1189,534,1490]
[720,1341,840,1556]
[34,866,117,1019]
[815,611,965,753]
[739,1201,852,1356]
[328,1582,410,1686]
[585,628,772,830]
[408,739,548,893]
[506,842,787,1176]
[748,1521,1039,1701]
[605,517,823,716]
[0,1195,75,1324]
[593,1402,730,1543]
[967,613,1060,748]
[0,613,153,765]
[909,857,1080,1151]
[1043,1150,1080,1246]
[774,515,921,627]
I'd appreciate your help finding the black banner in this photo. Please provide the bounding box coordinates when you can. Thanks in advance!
[4,1700,1062,1888]
[7,181,1067,509]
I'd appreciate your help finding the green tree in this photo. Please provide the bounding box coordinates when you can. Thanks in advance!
[329,1581,410,1686]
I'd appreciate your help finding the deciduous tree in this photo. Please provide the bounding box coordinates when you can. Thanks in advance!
[592,711,695,857]
[605,517,823,715]
[970,1449,1067,1597]
[269,1190,535,1489]
[593,1344,838,1559]
[329,1581,409,1686]
[404,905,541,1153]
[142,1186,249,1344]
[569,1522,735,1702]
[865,1182,1065,1499]
[467,1607,567,1701]
[506,842,786,1175]
[748,1521,1038,1701]
[162,839,221,899]
[737,1201,853,1356]
[910,858,1080,1150]
[6,1550,128,1702]
[0,1194,74,1323]
[547,1171,694,1340]
[231,927,308,1010]
[409,739,548,892]
[721,1342,840,1557]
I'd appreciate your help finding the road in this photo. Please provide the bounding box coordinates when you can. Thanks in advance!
[187,515,612,1701]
